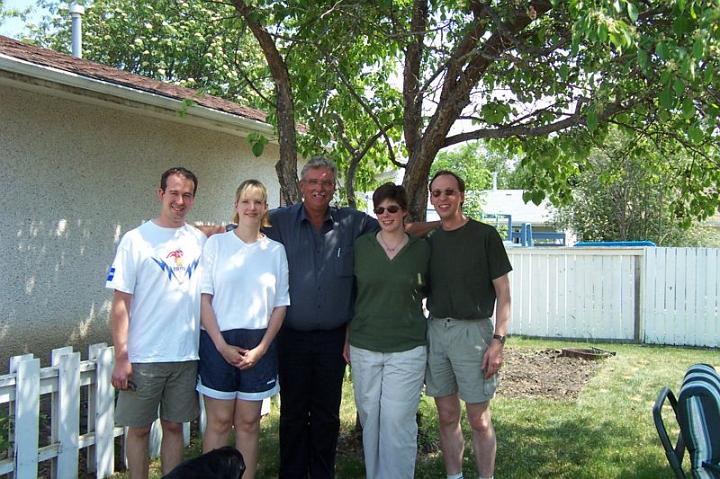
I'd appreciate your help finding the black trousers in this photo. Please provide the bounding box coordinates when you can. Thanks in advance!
[278,326,347,479]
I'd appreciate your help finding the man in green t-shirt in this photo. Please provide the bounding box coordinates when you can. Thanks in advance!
[426,170,512,479]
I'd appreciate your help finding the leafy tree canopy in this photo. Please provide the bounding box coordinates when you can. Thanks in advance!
[25,0,271,108]
[554,127,698,245]
[0,0,32,27]
[431,141,528,192]
[24,0,406,205]
[229,0,720,221]
[18,1,720,221]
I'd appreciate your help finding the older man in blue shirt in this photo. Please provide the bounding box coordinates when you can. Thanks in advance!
[265,157,378,478]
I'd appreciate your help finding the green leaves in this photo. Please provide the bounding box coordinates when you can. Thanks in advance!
[659,82,674,109]
[687,122,703,143]
[247,133,269,157]
[29,0,272,110]
[626,2,639,23]
[585,105,599,132]
[552,127,706,244]
[681,98,695,119]
[26,0,719,219]
[480,102,512,125]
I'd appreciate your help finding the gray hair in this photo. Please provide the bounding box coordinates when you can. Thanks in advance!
[300,156,338,182]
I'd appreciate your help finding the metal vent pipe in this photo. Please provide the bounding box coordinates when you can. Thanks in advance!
[69,3,85,58]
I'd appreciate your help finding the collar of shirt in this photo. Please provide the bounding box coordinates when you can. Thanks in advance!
[297,202,335,228]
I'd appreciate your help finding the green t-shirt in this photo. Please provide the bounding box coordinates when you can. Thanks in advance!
[350,233,430,352]
[427,219,512,320]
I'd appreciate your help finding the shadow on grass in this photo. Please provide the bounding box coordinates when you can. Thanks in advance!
[256,406,366,478]
[495,412,672,479]
[130,401,674,479]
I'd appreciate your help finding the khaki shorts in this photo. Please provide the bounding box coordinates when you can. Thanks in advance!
[115,361,199,427]
[425,317,498,403]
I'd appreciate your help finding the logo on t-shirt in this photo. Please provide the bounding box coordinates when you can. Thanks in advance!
[152,249,200,283]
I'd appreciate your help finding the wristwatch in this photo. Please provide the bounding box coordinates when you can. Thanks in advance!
[492,334,506,345]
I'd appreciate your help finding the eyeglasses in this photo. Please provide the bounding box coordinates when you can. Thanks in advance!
[303,179,335,188]
[374,205,401,215]
[431,188,458,198]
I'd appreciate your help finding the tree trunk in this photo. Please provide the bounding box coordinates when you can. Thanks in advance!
[234,1,301,205]
[403,149,433,222]
[402,0,555,221]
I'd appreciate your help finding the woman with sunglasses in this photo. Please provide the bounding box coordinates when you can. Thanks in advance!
[344,182,430,479]
[197,179,289,479]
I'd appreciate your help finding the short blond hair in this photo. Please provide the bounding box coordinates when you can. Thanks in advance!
[232,179,271,227]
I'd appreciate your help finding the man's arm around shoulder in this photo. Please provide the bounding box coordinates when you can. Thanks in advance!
[406,220,441,237]
[193,223,225,237]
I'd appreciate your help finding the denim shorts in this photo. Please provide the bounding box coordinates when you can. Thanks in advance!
[197,329,279,401]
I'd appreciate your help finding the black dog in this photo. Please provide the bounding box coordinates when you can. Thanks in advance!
[162,446,245,479]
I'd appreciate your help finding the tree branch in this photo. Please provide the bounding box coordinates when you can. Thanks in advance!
[403,0,428,159]
[442,96,637,146]
[321,53,398,166]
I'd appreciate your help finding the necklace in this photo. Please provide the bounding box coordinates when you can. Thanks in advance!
[378,232,407,253]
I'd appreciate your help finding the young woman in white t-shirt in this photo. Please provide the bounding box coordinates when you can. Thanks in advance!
[197,180,290,479]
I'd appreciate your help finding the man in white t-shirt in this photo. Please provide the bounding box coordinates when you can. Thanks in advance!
[106,167,206,478]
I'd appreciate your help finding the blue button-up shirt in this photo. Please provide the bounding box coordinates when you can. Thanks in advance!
[265,202,378,331]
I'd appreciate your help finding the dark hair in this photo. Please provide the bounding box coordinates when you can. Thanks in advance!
[373,183,408,210]
[160,167,198,195]
[429,170,465,193]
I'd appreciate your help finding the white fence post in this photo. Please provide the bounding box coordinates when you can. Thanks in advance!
[86,344,102,474]
[94,345,115,478]
[6,354,32,479]
[11,355,40,479]
[52,348,80,479]
[634,251,644,343]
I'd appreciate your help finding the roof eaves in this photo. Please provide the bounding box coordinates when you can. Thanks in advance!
[0,51,276,139]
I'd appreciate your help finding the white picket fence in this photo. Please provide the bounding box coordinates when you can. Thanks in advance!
[0,343,122,478]
[507,246,720,348]
[0,343,270,479]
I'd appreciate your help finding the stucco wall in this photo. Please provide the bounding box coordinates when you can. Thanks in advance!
[0,85,282,372]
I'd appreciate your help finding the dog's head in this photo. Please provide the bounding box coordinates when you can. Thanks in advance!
[162,446,246,479]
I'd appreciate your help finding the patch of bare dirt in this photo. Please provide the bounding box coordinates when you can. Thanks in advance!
[339,348,610,456]
[497,348,608,400]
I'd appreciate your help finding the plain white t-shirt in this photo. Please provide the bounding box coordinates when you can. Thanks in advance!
[201,231,290,331]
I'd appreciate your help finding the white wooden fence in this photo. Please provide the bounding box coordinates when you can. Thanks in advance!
[0,343,122,478]
[643,247,720,347]
[0,343,269,479]
[507,247,720,348]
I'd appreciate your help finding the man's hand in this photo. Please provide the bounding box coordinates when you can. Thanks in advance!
[481,341,504,379]
[194,223,225,237]
[342,338,351,364]
[111,358,133,390]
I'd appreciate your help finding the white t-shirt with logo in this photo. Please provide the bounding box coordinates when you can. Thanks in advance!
[201,231,290,331]
[106,220,206,363]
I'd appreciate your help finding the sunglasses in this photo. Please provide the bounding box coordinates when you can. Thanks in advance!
[374,205,401,215]
[431,188,458,198]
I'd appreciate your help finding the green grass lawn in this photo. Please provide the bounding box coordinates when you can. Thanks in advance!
[117,338,718,478]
